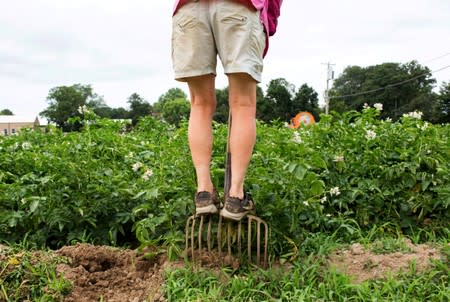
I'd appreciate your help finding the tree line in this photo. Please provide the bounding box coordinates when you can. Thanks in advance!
[3,60,448,130]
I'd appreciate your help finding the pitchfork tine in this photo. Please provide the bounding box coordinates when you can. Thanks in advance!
[198,215,204,251]
[248,216,252,263]
[237,220,242,259]
[227,221,232,259]
[191,215,196,261]
[207,215,212,252]
[257,220,261,264]
[185,215,192,258]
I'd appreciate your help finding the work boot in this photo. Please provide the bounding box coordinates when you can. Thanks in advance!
[220,192,255,221]
[195,189,221,215]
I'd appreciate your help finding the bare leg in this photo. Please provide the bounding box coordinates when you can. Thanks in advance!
[186,75,216,193]
[227,73,257,199]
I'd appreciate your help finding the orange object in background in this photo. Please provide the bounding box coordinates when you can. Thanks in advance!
[290,112,315,128]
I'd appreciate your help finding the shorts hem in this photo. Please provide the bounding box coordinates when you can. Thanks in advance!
[174,70,217,82]
[224,67,262,83]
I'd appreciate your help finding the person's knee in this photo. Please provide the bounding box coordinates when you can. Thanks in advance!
[229,96,256,110]
[187,75,216,114]
[190,94,217,113]
[228,73,257,109]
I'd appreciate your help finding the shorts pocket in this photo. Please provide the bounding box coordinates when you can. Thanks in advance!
[175,16,198,33]
[221,15,248,25]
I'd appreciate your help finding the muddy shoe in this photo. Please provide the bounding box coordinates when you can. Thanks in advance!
[220,193,255,221]
[195,189,221,215]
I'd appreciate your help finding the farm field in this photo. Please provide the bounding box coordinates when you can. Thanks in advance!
[1,107,449,301]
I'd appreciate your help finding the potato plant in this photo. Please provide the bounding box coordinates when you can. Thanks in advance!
[0,108,448,258]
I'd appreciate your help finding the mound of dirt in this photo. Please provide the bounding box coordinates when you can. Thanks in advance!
[328,239,441,283]
[56,243,182,302]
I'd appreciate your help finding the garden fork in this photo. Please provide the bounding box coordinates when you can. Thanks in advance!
[185,113,269,268]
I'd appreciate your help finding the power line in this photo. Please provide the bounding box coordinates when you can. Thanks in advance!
[329,64,450,100]
[422,51,450,64]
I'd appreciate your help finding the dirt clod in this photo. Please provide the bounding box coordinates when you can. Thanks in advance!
[328,241,441,283]
[56,243,173,302]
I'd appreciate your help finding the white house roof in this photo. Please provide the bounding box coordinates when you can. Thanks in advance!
[0,115,40,124]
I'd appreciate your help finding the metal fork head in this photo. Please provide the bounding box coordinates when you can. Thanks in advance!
[185,214,269,268]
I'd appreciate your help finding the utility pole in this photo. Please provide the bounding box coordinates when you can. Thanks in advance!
[322,62,335,114]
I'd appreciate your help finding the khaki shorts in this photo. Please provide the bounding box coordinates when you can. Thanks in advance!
[172,0,266,82]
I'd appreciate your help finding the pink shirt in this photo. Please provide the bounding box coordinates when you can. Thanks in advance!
[173,0,277,56]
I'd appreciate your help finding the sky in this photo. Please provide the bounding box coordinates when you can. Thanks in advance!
[1,0,450,118]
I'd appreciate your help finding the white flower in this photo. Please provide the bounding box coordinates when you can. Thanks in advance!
[142,169,153,181]
[77,105,89,115]
[333,155,344,162]
[21,142,32,150]
[330,187,341,196]
[418,122,429,131]
[325,214,332,217]
[385,117,392,123]
[363,103,369,109]
[292,132,302,144]
[303,201,309,206]
[320,196,327,204]
[373,103,383,111]
[365,129,377,140]
[403,111,423,119]
[284,122,290,128]
[132,162,143,172]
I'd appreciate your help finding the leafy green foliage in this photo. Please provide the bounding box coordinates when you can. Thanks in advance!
[329,61,439,121]
[0,245,71,302]
[258,78,320,123]
[437,81,450,123]
[127,93,152,125]
[164,248,449,302]
[0,109,13,115]
[40,84,98,131]
[160,98,190,126]
[0,107,449,257]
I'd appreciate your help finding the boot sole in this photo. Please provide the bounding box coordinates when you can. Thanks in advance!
[220,208,248,221]
[196,204,219,215]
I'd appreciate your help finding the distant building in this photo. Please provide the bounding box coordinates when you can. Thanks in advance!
[0,115,41,136]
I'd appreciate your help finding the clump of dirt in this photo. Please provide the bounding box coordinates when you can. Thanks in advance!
[56,243,183,302]
[328,239,441,283]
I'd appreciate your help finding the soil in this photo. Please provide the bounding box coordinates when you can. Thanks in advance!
[327,239,442,283]
[55,244,238,302]
[55,243,182,302]
[2,241,442,301]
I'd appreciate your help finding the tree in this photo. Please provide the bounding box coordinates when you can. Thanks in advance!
[437,82,450,123]
[214,87,229,123]
[127,93,152,125]
[87,97,113,118]
[110,107,129,119]
[258,78,296,122]
[161,98,190,126]
[154,88,187,116]
[329,61,437,121]
[292,84,321,121]
[40,84,96,131]
[0,109,13,115]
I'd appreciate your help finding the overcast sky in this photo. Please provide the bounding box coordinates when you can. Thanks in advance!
[1,0,449,117]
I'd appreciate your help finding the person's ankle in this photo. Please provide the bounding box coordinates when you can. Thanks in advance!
[197,185,214,194]
[228,191,244,199]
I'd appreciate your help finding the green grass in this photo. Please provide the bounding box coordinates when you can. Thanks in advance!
[164,257,449,301]
[1,228,448,302]
[0,244,71,302]
[163,230,450,302]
